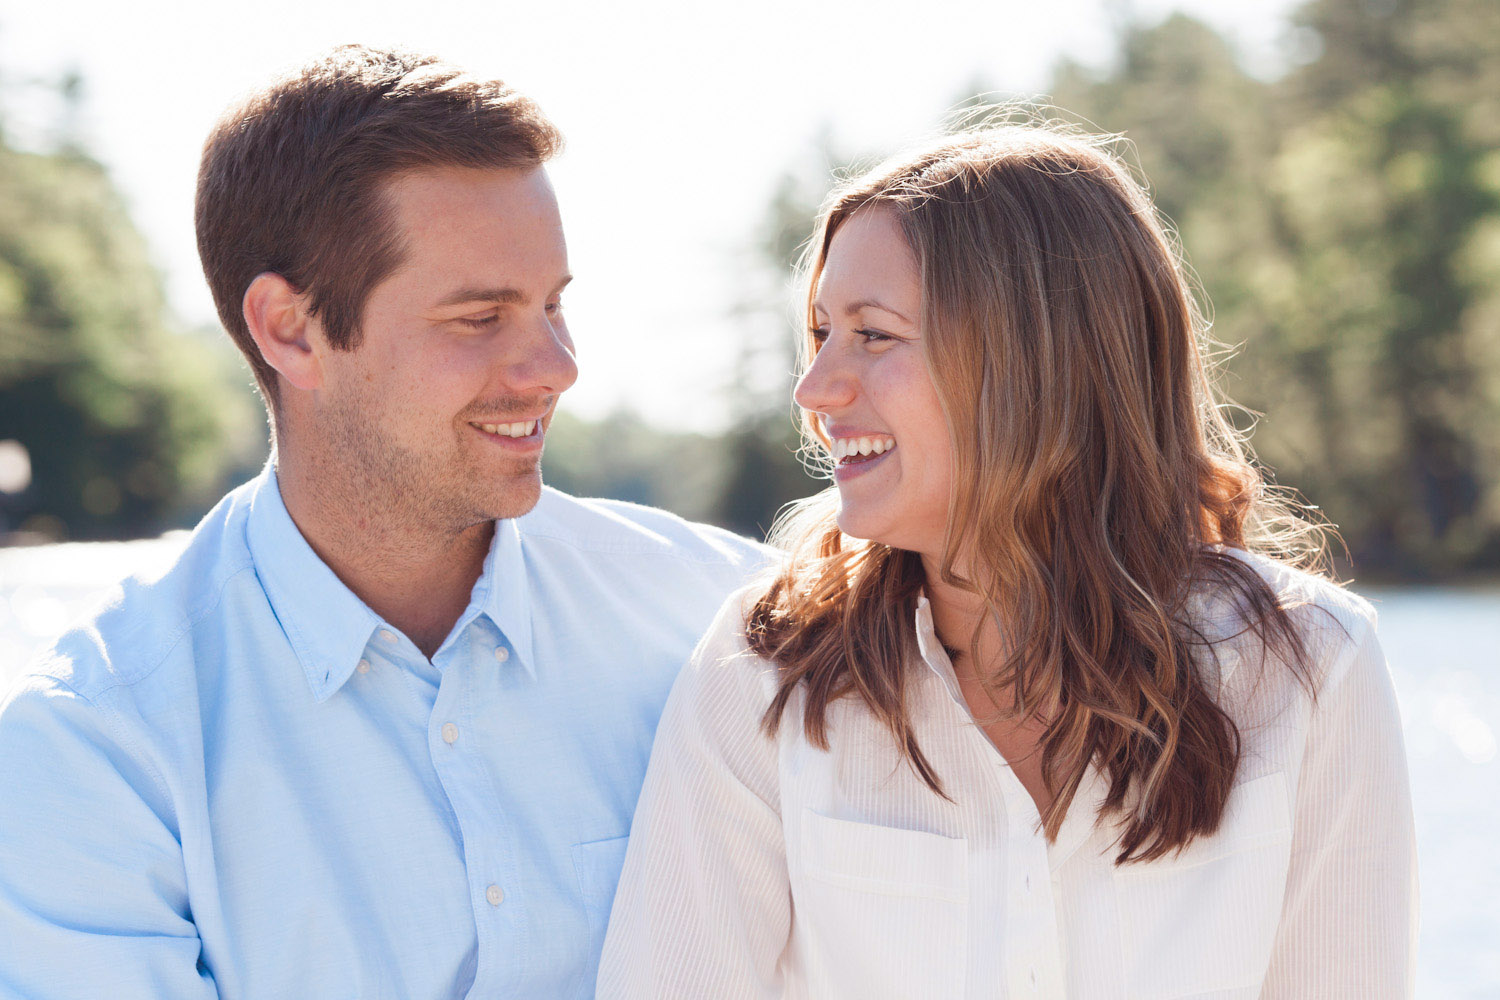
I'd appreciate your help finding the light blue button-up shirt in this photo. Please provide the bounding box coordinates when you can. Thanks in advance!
[0,465,770,999]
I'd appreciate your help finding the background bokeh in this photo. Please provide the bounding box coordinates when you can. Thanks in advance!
[1,0,1496,994]
[0,0,1497,572]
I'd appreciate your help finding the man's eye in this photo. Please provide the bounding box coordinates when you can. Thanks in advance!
[545,299,563,315]
[458,314,498,329]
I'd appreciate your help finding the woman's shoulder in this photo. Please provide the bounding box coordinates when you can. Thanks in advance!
[674,582,784,713]
[1223,547,1373,621]
[1194,547,1379,694]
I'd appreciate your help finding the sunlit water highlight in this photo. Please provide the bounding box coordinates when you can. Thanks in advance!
[1,538,1496,997]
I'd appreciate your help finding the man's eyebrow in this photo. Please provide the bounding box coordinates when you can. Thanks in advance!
[435,286,529,309]
[433,274,573,310]
[809,297,913,324]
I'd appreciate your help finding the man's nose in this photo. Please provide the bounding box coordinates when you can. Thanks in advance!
[510,313,578,398]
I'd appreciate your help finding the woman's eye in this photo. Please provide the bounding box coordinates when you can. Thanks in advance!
[808,326,830,345]
[857,328,894,343]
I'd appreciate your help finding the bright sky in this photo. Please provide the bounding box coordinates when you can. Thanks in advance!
[0,0,1300,431]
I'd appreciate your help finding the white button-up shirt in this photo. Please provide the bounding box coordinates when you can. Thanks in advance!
[598,552,1418,998]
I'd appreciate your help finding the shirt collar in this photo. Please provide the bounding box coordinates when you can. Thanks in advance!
[913,593,965,705]
[465,514,537,681]
[248,463,541,698]
[245,462,382,703]
[912,591,1110,868]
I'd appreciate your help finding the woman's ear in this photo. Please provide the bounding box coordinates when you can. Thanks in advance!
[242,273,323,392]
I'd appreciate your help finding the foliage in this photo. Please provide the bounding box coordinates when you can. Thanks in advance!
[1049,0,1500,576]
[689,0,1500,575]
[6,0,1497,580]
[0,111,265,540]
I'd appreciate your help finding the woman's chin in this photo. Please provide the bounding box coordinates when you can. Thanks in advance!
[833,507,931,557]
[832,504,882,544]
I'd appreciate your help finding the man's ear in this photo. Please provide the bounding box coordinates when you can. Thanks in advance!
[243,273,323,392]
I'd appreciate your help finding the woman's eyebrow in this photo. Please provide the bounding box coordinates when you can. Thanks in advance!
[836,298,913,323]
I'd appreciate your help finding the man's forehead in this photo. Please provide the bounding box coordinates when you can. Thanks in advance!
[384,162,554,207]
[375,164,568,293]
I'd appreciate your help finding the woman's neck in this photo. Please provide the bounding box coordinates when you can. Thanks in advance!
[920,552,1059,815]
[919,553,1004,679]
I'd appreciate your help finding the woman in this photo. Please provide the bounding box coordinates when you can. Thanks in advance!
[598,120,1417,999]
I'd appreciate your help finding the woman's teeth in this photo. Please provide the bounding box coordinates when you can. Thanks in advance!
[476,420,538,438]
[831,436,896,462]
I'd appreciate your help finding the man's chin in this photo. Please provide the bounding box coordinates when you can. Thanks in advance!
[480,469,544,522]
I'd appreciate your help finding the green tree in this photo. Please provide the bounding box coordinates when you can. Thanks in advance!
[541,409,724,523]
[0,78,264,540]
[1049,2,1500,576]
[1271,0,1500,573]
[702,153,836,537]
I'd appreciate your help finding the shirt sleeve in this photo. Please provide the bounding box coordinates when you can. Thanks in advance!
[1261,611,1419,998]
[597,592,792,999]
[0,675,218,1000]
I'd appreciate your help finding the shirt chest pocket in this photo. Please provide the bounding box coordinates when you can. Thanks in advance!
[1110,772,1295,999]
[792,810,968,1000]
[572,835,631,958]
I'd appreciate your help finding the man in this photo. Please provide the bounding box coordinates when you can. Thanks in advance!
[0,46,768,998]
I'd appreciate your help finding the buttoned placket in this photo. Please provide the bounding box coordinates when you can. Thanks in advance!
[914,601,1068,998]
[381,617,526,994]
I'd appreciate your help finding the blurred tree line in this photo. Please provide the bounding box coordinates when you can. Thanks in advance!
[1044,0,1500,578]
[585,0,1500,579]
[0,72,265,540]
[3,0,1497,582]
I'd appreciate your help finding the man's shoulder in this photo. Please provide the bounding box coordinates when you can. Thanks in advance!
[519,487,775,569]
[15,482,262,704]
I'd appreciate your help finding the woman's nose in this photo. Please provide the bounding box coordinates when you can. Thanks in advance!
[793,342,856,415]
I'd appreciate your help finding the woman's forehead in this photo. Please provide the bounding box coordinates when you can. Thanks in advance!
[814,209,919,316]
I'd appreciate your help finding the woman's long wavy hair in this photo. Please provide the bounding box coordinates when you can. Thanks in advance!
[747,116,1335,864]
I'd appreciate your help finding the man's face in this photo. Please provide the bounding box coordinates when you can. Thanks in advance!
[312,165,577,531]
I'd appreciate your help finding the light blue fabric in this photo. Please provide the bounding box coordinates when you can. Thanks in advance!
[0,465,771,999]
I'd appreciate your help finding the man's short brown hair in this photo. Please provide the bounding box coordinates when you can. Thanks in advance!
[195,45,563,406]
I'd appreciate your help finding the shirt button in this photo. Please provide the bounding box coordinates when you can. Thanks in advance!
[356,658,371,674]
[485,884,504,906]
[441,722,459,744]
[493,646,510,663]
[378,629,398,644]
[1024,873,1032,893]
[1029,968,1037,989]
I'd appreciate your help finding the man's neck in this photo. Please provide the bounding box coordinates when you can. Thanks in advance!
[275,455,494,660]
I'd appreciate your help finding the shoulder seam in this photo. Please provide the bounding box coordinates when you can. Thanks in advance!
[1315,602,1377,699]
[16,673,178,820]
[67,558,259,699]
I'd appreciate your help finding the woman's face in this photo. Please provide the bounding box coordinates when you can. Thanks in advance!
[795,205,953,558]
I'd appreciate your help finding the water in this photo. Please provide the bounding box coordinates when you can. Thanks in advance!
[1,539,1497,997]
[1365,587,1500,998]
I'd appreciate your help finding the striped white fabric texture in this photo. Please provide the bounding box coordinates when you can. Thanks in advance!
[598,553,1418,999]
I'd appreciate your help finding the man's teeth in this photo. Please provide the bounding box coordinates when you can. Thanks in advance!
[477,420,538,438]
[831,436,896,460]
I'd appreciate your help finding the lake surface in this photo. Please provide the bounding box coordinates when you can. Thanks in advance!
[2,538,1497,997]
